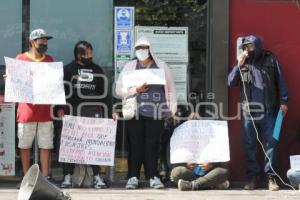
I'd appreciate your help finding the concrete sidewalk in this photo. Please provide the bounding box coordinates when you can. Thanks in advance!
[2,188,300,200]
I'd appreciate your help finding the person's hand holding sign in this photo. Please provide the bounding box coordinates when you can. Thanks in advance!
[112,112,119,121]
[199,163,214,172]
[57,109,65,118]
[136,83,149,93]
[186,163,196,170]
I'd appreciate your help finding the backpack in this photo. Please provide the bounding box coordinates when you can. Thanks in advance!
[72,164,93,188]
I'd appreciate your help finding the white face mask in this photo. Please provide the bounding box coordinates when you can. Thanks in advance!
[136,49,149,61]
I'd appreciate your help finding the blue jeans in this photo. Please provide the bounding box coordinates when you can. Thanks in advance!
[242,112,277,178]
[287,169,300,189]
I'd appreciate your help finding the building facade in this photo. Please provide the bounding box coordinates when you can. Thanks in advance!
[0,0,300,183]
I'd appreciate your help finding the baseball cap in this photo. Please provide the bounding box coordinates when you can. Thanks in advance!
[29,29,53,41]
[242,40,252,45]
[134,37,150,48]
[242,36,255,46]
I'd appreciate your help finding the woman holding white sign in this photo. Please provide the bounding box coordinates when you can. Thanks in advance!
[115,37,177,189]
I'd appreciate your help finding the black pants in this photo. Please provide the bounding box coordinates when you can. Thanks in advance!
[126,115,164,179]
[63,163,100,176]
[61,106,103,176]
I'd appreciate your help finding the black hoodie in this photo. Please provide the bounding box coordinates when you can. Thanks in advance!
[63,60,108,117]
[228,35,288,113]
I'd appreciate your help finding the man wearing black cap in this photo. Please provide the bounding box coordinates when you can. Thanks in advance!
[16,29,54,183]
[228,35,289,191]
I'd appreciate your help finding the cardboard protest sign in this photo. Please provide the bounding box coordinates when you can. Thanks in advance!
[59,115,117,166]
[170,120,230,164]
[4,57,65,104]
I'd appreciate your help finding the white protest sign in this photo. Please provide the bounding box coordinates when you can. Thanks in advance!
[4,57,66,104]
[170,120,230,164]
[59,115,117,166]
[122,68,166,88]
[290,155,300,171]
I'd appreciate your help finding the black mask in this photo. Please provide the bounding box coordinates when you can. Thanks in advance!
[36,44,48,54]
[248,51,255,59]
[81,57,93,66]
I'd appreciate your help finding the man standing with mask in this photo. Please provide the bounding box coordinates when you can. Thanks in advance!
[228,35,289,191]
[16,29,54,183]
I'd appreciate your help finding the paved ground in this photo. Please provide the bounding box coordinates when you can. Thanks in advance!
[1,177,299,200]
[2,188,300,200]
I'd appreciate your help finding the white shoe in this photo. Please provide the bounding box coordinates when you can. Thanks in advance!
[215,180,230,190]
[150,176,164,189]
[61,174,72,188]
[125,177,139,189]
[94,175,107,189]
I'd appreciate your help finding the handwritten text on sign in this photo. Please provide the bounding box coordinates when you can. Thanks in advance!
[170,120,230,164]
[59,115,117,166]
[4,57,66,104]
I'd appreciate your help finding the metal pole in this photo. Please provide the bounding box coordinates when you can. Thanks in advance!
[34,123,39,164]
[109,165,115,182]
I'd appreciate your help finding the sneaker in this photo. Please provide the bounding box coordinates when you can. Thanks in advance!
[268,176,279,191]
[244,177,258,190]
[94,175,107,189]
[45,176,59,187]
[160,170,167,182]
[125,177,139,189]
[61,174,72,188]
[150,176,164,189]
[215,180,230,190]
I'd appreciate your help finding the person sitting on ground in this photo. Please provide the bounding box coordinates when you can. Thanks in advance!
[170,112,230,191]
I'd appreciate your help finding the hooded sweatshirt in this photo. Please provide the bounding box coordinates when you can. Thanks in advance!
[228,35,288,113]
[115,37,177,116]
[63,60,107,117]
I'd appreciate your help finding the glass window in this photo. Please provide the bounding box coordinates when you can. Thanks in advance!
[115,0,208,110]
[0,0,22,94]
[30,0,113,68]
[0,0,22,65]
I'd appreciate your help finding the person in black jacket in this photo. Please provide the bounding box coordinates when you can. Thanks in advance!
[58,41,108,189]
[228,35,289,191]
